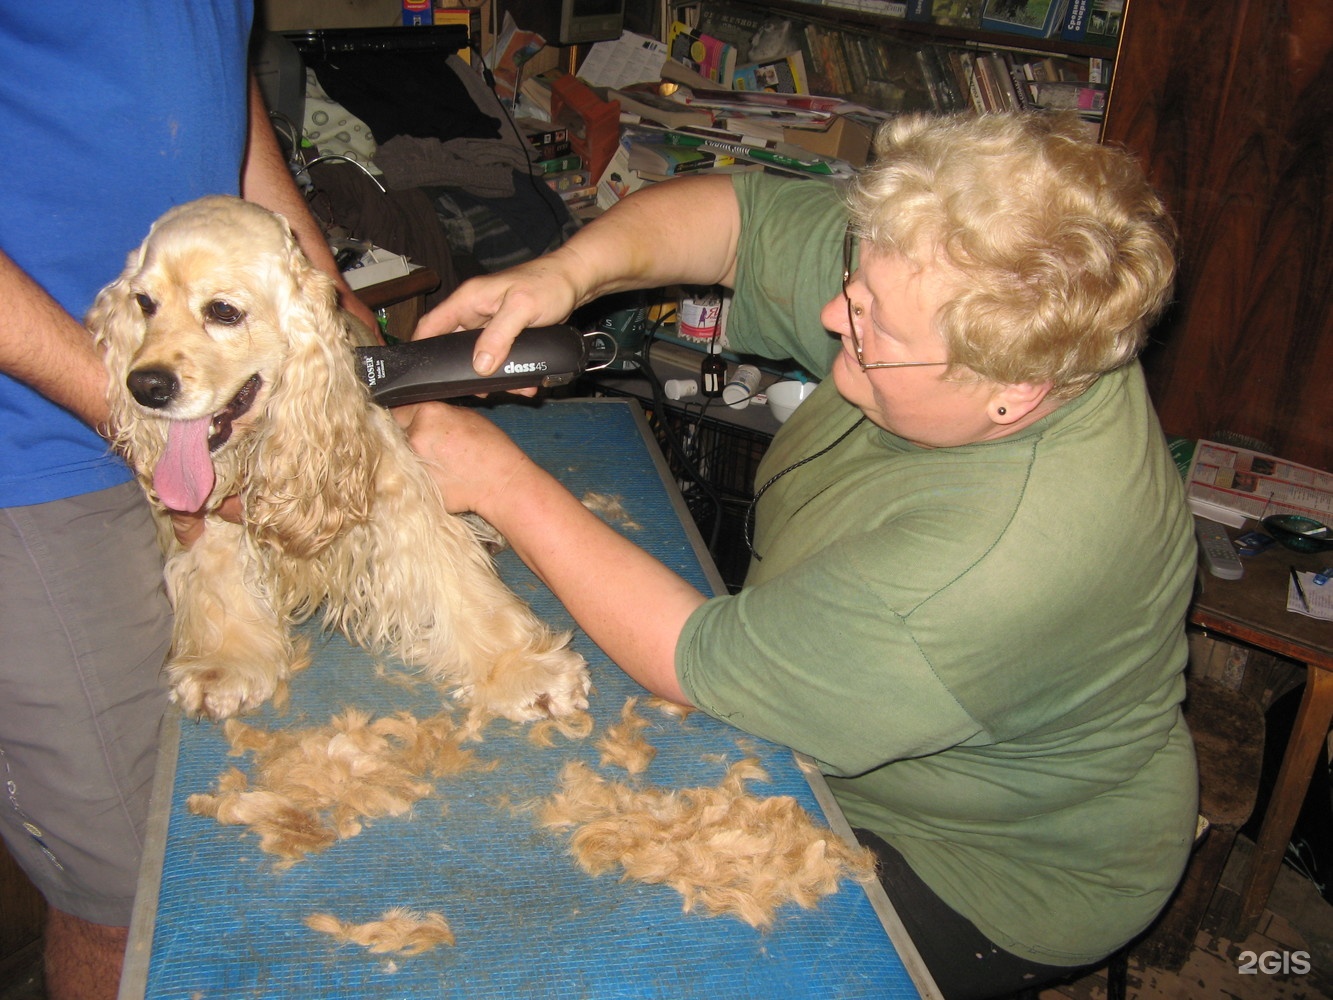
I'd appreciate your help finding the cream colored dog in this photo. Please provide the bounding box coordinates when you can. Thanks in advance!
[89,195,589,723]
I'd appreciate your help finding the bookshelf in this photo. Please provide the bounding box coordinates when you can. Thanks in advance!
[685,0,1332,472]
[685,0,1118,128]
[755,0,1118,60]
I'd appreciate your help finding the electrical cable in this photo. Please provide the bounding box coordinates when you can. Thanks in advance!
[470,35,568,242]
[743,415,867,562]
[268,110,302,161]
[636,324,728,557]
[303,153,387,193]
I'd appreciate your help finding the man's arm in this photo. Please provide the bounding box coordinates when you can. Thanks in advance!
[0,250,111,430]
[240,76,379,333]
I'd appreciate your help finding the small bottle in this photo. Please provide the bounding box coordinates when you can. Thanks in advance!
[678,286,722,342]
[700,340,725,398]
[663,378,699,400]
[722,364,761,409]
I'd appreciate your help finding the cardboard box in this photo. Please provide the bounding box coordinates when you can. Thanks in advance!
[432,5,481,62]
[782,115,876,168]
[401,0,431,26]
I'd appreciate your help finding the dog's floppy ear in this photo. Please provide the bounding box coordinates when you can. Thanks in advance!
[86,244,166,476]
[243,228,379,561]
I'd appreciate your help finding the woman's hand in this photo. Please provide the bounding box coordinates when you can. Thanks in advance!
[412,256,584,378]
[400,402,533,520]
[410,176,742,381]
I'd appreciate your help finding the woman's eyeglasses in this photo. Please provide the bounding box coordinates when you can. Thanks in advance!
[842,224,949,372]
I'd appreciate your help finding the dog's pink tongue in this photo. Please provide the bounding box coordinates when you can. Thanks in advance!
[153,417,215,513]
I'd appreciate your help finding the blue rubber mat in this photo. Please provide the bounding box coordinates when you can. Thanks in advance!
[132,399,925,999]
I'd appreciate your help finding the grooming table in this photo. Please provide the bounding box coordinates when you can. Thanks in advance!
[121,399,936,1000]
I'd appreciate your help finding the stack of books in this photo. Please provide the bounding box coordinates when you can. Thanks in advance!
[517,119,596,211]
[593,120,853,212]
[915,48,1109,124]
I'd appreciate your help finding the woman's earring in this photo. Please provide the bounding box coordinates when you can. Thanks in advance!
[997,406,1007,416]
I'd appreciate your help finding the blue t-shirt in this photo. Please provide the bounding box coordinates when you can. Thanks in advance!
[0,4,253,506]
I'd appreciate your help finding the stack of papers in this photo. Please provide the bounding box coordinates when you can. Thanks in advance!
[1186,439,1333,529]
[1287,570,1333,621]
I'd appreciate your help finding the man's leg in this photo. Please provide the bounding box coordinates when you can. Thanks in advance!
[44,909,129,1000]
[0,483,171,1000]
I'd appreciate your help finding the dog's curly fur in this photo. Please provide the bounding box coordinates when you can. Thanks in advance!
[88,195,590,723]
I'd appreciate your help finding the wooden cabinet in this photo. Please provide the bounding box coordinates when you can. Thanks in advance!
[355,267,441,342]
[1105,0,1333,471]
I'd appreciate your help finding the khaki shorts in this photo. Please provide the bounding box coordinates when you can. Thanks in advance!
[0,482,171,925]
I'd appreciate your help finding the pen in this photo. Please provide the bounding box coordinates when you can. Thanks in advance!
[1290,566,1311,611]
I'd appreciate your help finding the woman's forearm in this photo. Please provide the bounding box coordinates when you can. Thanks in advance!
[483,454,705,704]
[404,399,705,702]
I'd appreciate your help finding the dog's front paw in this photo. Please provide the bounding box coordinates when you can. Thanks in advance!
[166,638,308,720]
[462,640,591,724]
[530,647,592,719]
[168,661,277,720]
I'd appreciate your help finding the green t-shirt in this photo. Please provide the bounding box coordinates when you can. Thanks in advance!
[676,173,1199,966]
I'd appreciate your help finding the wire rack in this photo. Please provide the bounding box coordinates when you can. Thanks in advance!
[588,384,774,593]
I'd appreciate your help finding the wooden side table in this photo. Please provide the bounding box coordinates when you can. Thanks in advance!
[1188,531,1333,934]
[354,266,440,342]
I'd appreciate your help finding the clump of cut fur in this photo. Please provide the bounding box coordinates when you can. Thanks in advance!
[305,908,455,954]
[581,491,641,530]
[595,697,656,774]
[646,696,696,721]
[527,708,596,747]
[188,708,488,865]
[539,757,876,928]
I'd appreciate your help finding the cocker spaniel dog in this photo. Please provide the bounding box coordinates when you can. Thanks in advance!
[88,195,590,723]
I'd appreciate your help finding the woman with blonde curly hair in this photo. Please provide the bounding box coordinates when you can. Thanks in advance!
[406,112,1198,998]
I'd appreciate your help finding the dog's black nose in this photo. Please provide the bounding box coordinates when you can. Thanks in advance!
[127,368,180,408]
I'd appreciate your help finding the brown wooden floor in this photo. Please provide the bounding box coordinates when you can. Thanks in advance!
[2,836,1330,1000]
[0,946,39,1000]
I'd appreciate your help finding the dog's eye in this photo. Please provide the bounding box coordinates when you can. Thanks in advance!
[206,300,243,325]
[135,293,156,316]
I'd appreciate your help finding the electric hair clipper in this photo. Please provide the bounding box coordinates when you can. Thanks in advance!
[354,325,615,406]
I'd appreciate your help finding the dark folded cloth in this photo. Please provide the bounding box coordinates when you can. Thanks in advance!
[374,134,531,198]
[307,161,460,310]
[427,171,581,274]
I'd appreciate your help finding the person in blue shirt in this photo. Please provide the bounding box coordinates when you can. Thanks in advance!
[0,8,372,997]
